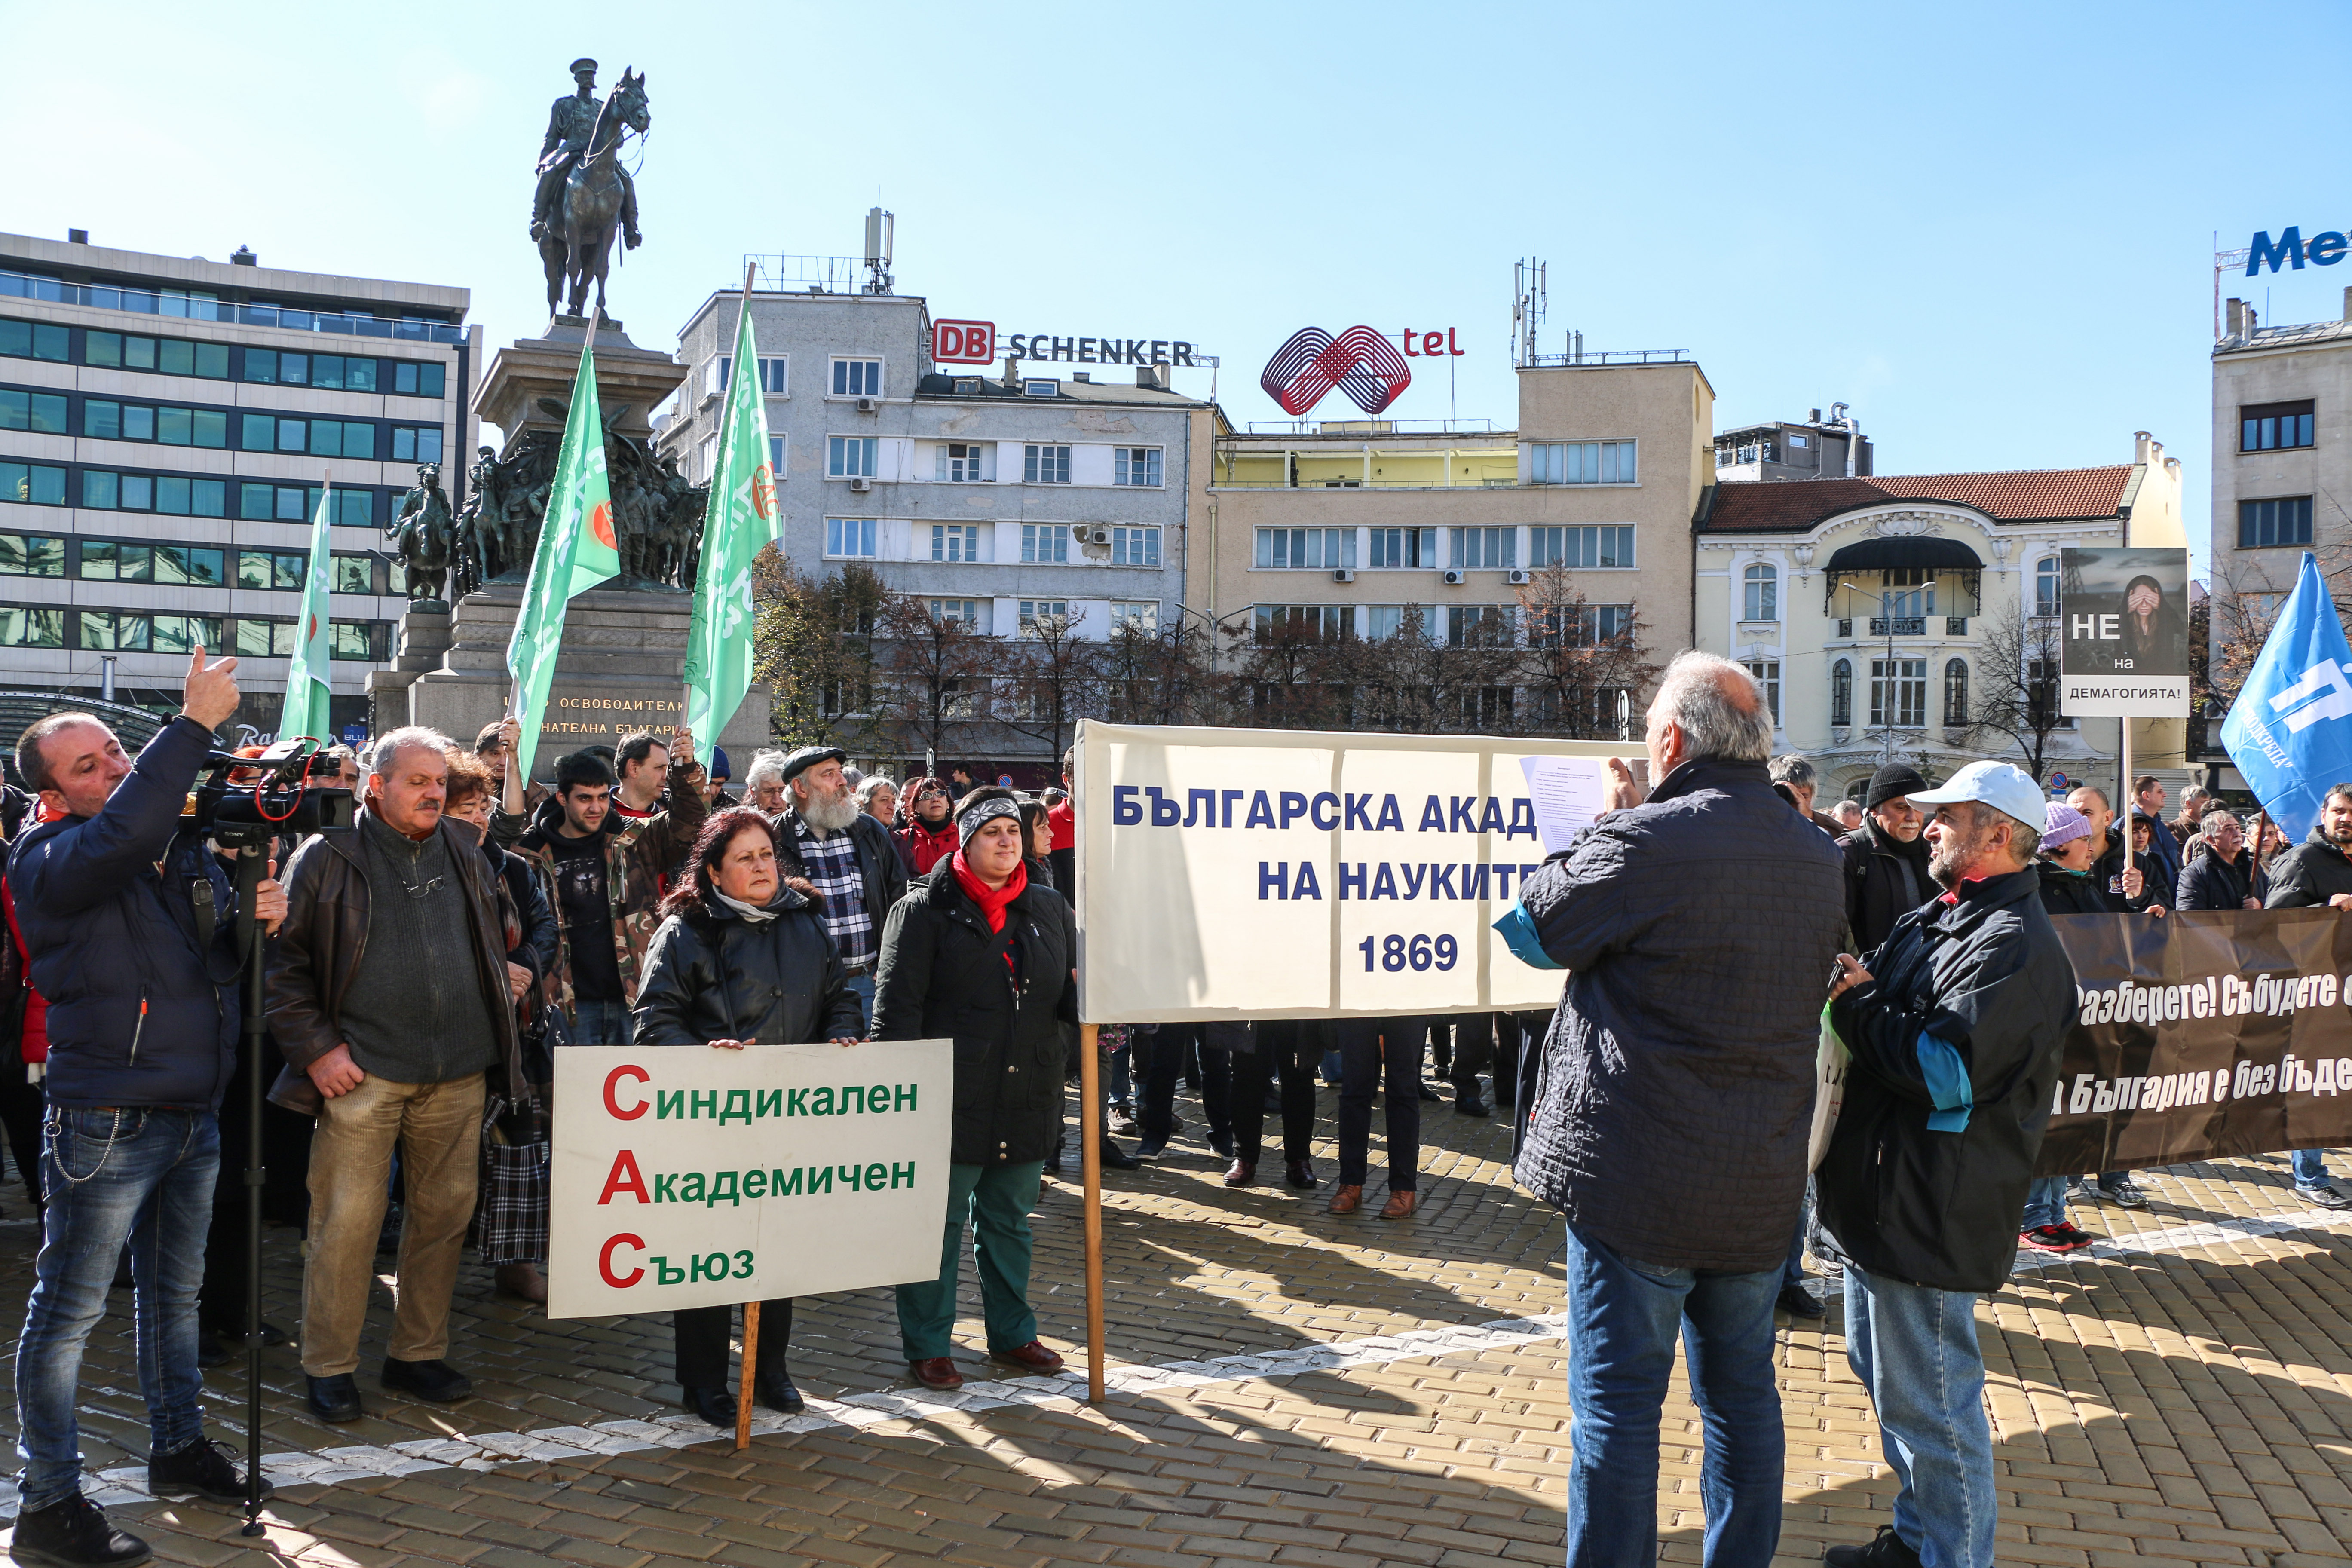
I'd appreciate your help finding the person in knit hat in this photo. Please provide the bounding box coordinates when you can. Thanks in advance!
[1836,763,1933,952]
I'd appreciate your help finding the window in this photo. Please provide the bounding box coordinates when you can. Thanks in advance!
[0,319,70,362]
[1111,525,1160,567]
[1018,599,1070,636]
[827,435,878,478]
[1528,525,1635,570]
[331,622,383,661]
[1023,378,1057,398]
[937,442,992,483]
[696,434,718,483]
[82,611,224,653]
[1023,444,1072,484]
[825,517,879,558]
[1446,605,1514,647]
[236,619,299,657]
[0,607,62,648]
[1943,659,1969,727]
[768,435,787,473]
[0,390,68,433]
[82,541,222,586]
[0,462,67,505]
[1880,567,1935,619]
[1449,527,1517,570]
[1788,433,1809,449]
[1744,659,1781,723]
[830,358,882,398]
[236,483,367,526]
[318,354,383,392]
[0,535,64,576]
[1021,524,1069,564]
[1525,440,1637,485]
[1870,658,1927,728]
[2241,399,2315,452]
[333,554,377,594]
[711,356,788,396]
[1368,527,1436,569]
[1743,562,1777,621]
[237,548,309,591]
[2034,556,2061,617]
[1256,527,1356,570]
[1255,604,1349,643]
[952,378,982,395]
[929,598,984,629]
[1109,600,1159,632]
[1831,658,1853,726]
[389,425,443,464]
[1364,604,1444,642]
[244,350,403,393]
[2239,496,2314,548]
[931,524,985,562]
[310,420,376,460]
[1114,447,1163,487]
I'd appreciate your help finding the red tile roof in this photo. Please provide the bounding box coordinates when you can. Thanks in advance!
[1697,466,2136,533]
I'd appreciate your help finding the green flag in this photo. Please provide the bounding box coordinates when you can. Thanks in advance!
[683,305,779,759]
[507,345,619,783]
[278,482,337,743]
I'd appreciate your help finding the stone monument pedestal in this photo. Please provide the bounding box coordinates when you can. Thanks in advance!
[400,586,771,776]
[474,313,686,457]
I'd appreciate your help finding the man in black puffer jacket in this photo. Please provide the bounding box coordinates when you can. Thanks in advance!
[1510,653,1846,1568]
[873,790,1078,1393]
[6,650,283,1564]
[1839,763,1934,952]
[1817,761,2077,1568]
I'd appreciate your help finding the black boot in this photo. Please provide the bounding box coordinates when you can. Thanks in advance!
[683,1384,737,1427]
[8,1493,151,1567]
[149,1437,273,1505]
[753,1368,805,1414]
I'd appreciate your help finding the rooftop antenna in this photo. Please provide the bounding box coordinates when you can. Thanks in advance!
[863,207,894,295]
[1512,256,1547,367]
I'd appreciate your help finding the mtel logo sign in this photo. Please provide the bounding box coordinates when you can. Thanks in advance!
[1260,326,1461,417]
[931,319,1205,368]
[2245,225,2352,275]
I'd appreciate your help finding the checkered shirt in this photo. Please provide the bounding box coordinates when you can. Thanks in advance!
[794,818,875,969]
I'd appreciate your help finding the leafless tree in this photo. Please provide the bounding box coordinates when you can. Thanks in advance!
[1224,608,1350,730]
[1513,564,1660,738]
[999,605,1096,761]
[750,556,887,753]
[874,594,994,768]
[1099,616,1223,727]
[1962,602,2071,784]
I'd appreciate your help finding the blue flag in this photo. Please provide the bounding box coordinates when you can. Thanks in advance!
[2220,551,2352,842]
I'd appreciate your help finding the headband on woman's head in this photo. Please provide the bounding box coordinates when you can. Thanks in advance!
[957,796,1023,849]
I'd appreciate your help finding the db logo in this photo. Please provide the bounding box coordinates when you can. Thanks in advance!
[933,319,995,365]
[1261,326,1412,416]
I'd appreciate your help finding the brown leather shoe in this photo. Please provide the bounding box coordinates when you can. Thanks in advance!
[1327,1183,1364,1215]
[1377,1188,1419,1221]
[988,1339,1066,1375]
[907,1357,963,1390]
[1222,1159,1258,1188]
[494,1262,547,1304]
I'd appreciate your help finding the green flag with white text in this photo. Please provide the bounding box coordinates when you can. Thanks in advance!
[507,345,619,782]
[683,305,779,759]
[278,482,337,743]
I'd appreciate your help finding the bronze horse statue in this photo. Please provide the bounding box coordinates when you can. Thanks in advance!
[539,70,650,319]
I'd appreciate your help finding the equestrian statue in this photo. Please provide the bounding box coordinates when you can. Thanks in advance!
[530,57,651,320]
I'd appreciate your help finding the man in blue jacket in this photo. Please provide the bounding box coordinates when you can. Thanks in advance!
[6,649,285,1568]
[1511,652,1847,1567]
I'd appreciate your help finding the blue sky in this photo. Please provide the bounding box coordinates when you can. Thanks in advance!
[7,0,2348,578]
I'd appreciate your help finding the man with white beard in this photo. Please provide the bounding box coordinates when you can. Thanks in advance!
[771,747,910,1027]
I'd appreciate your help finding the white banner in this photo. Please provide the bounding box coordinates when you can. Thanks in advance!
[1073,721,1637,1023]
[548,1041,953,1319]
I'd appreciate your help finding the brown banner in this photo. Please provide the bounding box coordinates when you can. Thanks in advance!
[2037,909,2352,1176]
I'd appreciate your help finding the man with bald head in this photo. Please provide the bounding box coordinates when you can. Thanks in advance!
[1510,652,1848,1565]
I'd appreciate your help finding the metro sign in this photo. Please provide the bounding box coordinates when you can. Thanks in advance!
[932,318,996,364]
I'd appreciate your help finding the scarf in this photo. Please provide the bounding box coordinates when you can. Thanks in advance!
[951,851,1026,934]
[716,889,781,923]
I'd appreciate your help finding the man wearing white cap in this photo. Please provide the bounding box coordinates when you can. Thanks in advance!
[1815,760,2078,1568]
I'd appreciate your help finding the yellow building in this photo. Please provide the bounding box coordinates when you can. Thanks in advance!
[1691,433,2188,802]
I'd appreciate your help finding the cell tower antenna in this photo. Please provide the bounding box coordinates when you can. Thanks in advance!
[1512,256,1548,366]
[864,207,895,295]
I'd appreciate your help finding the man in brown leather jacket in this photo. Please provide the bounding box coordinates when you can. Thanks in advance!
[266,727,522,1426]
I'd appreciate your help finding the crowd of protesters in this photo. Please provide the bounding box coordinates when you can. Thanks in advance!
[12,640,2352,1568]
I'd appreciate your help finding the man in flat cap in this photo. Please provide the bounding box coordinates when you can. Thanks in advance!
[530,57,640,249]
[770,747,908,1028]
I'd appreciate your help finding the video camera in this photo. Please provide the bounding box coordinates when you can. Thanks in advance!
[193,738,356,849]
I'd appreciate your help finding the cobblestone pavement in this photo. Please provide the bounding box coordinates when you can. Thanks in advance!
[3,1074,2352,1567]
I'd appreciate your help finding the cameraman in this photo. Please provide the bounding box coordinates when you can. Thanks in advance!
[7,649,282,1566]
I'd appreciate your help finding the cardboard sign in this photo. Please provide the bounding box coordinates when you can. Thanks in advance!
[2059,546,2191,717]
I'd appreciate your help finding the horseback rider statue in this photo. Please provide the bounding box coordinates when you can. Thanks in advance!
[530,58,640,252]
[388,463,456,606]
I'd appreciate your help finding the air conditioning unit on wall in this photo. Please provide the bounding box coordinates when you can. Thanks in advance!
[1332,568,1355,584]
[1442,569,1466,586]
[848,476,873,493]
[855,396,878,413]
[1083,525,1112,545]
[1507,569,1531,585]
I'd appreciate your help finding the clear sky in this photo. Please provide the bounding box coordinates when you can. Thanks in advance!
[7,0,2348,579]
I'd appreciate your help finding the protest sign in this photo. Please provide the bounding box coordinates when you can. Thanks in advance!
[2058,545,2191,718]
[2037,909,2352,1175]
[548,1040,952,1319]
[1073,720,1633,1023]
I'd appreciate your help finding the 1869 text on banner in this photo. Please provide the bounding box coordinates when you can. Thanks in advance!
[547,1041,953,1318]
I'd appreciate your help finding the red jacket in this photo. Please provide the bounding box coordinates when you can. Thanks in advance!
[1047,799,1074,853]
[2,879,51,1065]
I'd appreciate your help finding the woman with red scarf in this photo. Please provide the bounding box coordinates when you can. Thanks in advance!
[892,777,959,876]
[873,788,1078,1392]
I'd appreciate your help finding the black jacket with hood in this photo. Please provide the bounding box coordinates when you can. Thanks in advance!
[1838,815,1936,954]
[633,881,865,1047]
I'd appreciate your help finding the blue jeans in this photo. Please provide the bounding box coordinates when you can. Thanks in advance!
[1781,1178,1815,1290]
[1107,1047,1132,1110]
[16,1106,219,1512]
[2021,1175,2069,1231]
[2293,1148,2334,1188]
[574,998,635,1045]
[1843,1264,1997,1568]
[1563,1225,1784,1568]
[844,970,875,1032]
